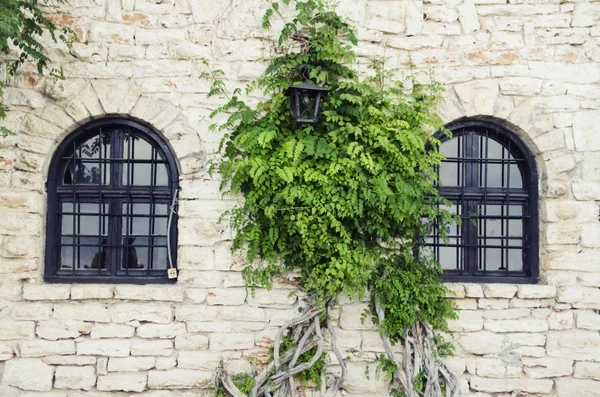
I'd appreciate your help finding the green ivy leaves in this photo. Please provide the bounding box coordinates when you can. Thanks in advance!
[208,0,457,361]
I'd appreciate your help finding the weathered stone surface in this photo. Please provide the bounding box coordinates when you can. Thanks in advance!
[517,285,556,299]
[210,333,255,351]
[108,356,156,372]
[484,319,548,333]
[110,303,173,324]
[558,287,600,309]
[37,320,92,340]
[148,369,213,389]
[53,303,111,322]
[577,310,600,330]
[547,330,600,361]
[131,339,173,357]
[556,379,600,397]
[3,358,54,391]
[459,332,505,355]
[54,366,97,390]
[523,357,573,378]
[205,288,247,306]
[575,362,600,380]
[77,339,130,357]
[137,322,187,339]
[70,285,114,300]
[0,321,35,340]
[20,340,75,357]
[114,286,184,302]
[91,323,135,339]
[174,334,209,350]
[548,311,574,330]
[482,284,518,298]
[97,373,147,392]
[470,376,553,393]
[23,284,70,300]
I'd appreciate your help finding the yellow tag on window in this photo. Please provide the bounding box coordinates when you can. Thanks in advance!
[168,268,178,279]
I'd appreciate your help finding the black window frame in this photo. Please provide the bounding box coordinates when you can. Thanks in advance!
[45,118,179,284]
[431,119,539,284]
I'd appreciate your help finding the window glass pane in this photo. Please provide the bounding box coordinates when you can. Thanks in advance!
[121,237,148,269]
[476,204,524,272]
[63,133,111,185]
[438,136,462,187]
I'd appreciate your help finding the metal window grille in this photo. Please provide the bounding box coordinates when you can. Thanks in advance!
[45,118,179,284]
[426,120,539,284]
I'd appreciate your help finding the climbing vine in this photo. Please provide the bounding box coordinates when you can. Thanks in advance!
[207,0,460,395]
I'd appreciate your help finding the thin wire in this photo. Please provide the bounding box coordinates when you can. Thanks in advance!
[167,188,179,270]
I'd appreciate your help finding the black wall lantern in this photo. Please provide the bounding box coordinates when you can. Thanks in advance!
[284,67,329,124]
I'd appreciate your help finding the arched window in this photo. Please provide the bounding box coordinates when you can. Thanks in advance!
[45,118,179,283]
[426,119,539,283]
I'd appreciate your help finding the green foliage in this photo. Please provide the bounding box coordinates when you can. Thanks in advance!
[208,0,457,390]
[0,0,75,136]
[216,373,256,397]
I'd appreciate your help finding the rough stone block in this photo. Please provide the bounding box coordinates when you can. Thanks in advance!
[174,334,209,350]
[23,284,70,301]
[110,303,173,324]
[459,332,505,355]
[97,373,147,392]
[175,305,218,322]
[577,310,600,330]
[482,284,518,298]
[20,340,75,357]
[114,285,184,302]
[517,285,556,299]
[206,288,247,306]
[77,339,130,357]
[108,357,156,372]
[69,285,114,300]
[575,362,600,380]
[556,379,600,397]
[522,357,573,378]
[0,321,35,340]
[3,358,54,391]
[11,303,52,320]
[148,369,213,389]
[54,365,97,390]
[558,286,600,309]
[210,333,255,351]
[547,330,600,361]
[220,306,266,323]
[137,322,187,339]
[131,339,173,357]
[37,320,92,340]
[470,376,553,393]
[91,323,135,339]
[53,303,111,322]
[548,311,574,330]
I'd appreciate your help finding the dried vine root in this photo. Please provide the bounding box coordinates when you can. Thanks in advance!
[375,296,461,397]
[219,301,347,397]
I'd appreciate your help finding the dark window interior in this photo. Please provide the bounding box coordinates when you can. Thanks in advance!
[45,118,178,284]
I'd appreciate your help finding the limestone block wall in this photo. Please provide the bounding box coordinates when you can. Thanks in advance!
[0,0,599,395]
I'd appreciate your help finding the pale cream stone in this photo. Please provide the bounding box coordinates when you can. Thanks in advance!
[206,288,247,306]
[156,355,177,370]
[185,288,208,303]
[0,321,35,340]
[517,285,556,299]
[107,357,156,372]
[577,310,600,330]
[575,361,600,380]
[42,356,96,366]
[558,286,600,309]
[478,299,509,310]
[91,323,135,339]
[37,320,92,341]
[131,339,173,357]
[53,303,111,323]
[70,286,114,300]
[459,332,505,355]
[23,284,70,301]
[177,350,241,370]
[470,376,553,393]
[247,289,297,308]
[137,322,187,339]
[220,306,266,323]
[458,1,479,33]
[11,303,52,320]
[522,357,573,378]
[110,303,173,324]
[555,378,600,397]
[445,283,466,298]
[505,332,546,346]
[175,305,218,322]
[20,340,75,357]
[475,358,522,378]
[209,333,255,351]
[148,369,213,389]
[114,286,184,302]
[482,284,517,298]
[463,284,484,298]
[174,334,209,350]
[187,321,264,333]
[3,358,54,391]
[448,310,483,332]
[97,373,147,392]
[77,339,130,357]
[454,79,499,116]
[54,366,96,390]
[548,311,574,330]
[547,330,600,360]
[343,362,391,394]
[484,319,548,333]
[480,309,530,320]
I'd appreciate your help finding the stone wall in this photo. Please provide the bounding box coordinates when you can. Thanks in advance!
[0,0,599,395]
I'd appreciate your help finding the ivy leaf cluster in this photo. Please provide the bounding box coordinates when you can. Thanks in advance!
[209,0,457,352]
